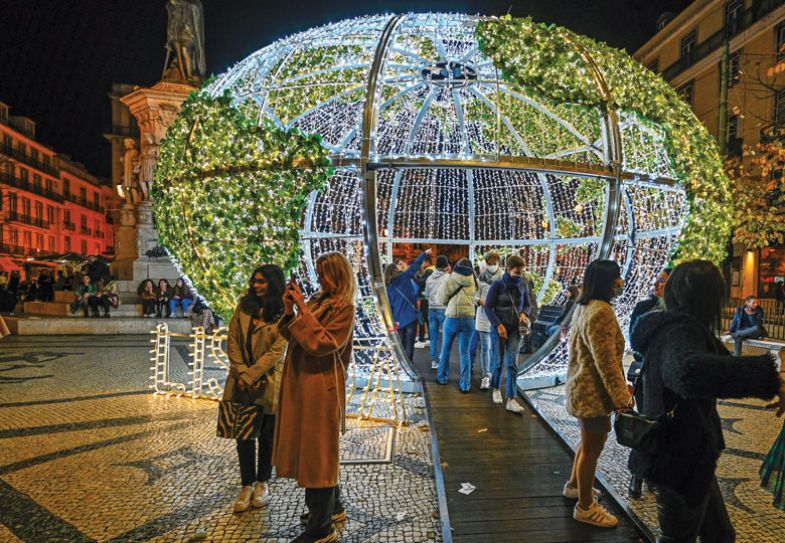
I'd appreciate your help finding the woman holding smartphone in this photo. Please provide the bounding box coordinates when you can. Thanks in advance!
[274,253,355,543]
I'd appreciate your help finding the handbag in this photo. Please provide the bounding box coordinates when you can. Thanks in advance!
[613,359,675,453]
[216,398,262,439]
[505,287,530,336]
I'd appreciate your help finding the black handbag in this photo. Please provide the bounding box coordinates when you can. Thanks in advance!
[613,359,675,454]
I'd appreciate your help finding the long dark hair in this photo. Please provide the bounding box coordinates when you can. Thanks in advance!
[576,260,620,305]
[664,259,724,332]
[240,265,286,322]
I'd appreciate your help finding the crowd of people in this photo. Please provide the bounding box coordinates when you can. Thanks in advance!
[382,250,785,539]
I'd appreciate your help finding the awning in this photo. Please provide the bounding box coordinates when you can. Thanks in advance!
[0,257,21,272]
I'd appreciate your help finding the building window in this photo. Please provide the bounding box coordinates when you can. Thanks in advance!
[725,0,745,36]
[776,22,785,60]
[63,178,70,197]
[11,229,18,246]
[678,80,695,105]
[2,135,11,149]
[64,210,71,224]
[680,31,697,63]
[43,155,50,168]
[23,231,31,248]
[34,201,42,219]
[48,236,55,253]
[46,178,53,194]
[30,148,38,163]
[33,173,41,190]
[36,233,43,250]
[81,240,87,255]
[775,88,785,126]
[79,187,86,203]
[22,198,30,217]
[80,214,87,229]
[19,167,28,182]
[647,59,659,73]
[726,49,742,89]
[18,143,26,157]
[93,192,99,207]
[47,205,54,224]
[8,192,17,214]
[64,236,71,252]
[727,114,743,155]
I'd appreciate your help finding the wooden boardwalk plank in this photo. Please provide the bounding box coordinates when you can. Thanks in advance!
[413,345,643,542]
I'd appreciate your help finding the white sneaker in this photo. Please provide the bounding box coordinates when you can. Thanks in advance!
[562,482,603,500]
[573,499,618,528]
[233,485,253,513]
[492,389,502,404]
[251,481,271,508]
[720,334,732,343]
[431,360,439,370]
[480,376,490,390]
[506,398,525,414]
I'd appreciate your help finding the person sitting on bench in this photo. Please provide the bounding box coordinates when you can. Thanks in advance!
[726,296,767,356]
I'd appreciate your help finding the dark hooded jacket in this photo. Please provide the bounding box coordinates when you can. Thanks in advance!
[629,310,779,506]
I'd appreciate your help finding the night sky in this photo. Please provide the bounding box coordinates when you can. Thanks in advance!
[0,0,691,178]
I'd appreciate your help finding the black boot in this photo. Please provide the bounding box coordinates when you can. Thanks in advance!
[628,475,642,499]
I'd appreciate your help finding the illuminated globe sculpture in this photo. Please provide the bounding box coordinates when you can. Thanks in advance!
[158,13,730,386]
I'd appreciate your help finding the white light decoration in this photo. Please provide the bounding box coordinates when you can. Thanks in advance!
[203,13,691,387]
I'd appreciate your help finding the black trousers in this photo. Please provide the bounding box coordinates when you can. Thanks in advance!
[89,295,111,315]
[653,476,735,543]
[305,485,344,537]
[156,298,170,317]
[142,300,156,315]
[236,413,275,486]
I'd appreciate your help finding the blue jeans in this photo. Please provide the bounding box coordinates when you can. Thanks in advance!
[490,327,521,399]
[477,330,495,376]
[428,308,447,362]
[397,320,418,362]
[169,297,193,316]
[437,317,474,391]
[731,325,763,356]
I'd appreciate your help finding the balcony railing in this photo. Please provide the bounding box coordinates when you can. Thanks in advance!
[7,212,49,229]
[63,221,76,231]
[63,192,104,213]
[95,230,104,239]
[0,171,63,202]
[0,244,57,258]
[80,226,92,235]
[0,143,59,177]
[661,0,785,81]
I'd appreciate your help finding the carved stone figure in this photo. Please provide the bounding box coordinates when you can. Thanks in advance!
[119,138,141,203]
[163,0,206,82]
[139,133,159,199]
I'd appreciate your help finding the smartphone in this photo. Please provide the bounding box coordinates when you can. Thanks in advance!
[289,270,299,288]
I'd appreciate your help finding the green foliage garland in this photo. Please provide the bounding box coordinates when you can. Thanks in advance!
[477,16,732,264]
[153,91,332,319]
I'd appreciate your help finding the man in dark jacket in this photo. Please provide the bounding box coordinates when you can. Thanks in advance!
[626,267,670,499]
[726,296,766,356]
[776,280,785,314]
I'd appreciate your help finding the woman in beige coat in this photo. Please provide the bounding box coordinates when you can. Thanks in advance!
[224,265,287,513]
[564,260,632,528]
[275,252,355,543]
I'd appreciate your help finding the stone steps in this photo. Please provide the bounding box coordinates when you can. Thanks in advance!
[4,315,193,335]
[22,300,192,319]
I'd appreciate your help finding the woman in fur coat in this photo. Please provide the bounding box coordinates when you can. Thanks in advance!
[630,260,785,543]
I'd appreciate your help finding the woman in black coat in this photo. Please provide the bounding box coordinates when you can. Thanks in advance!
[630,260,785,543]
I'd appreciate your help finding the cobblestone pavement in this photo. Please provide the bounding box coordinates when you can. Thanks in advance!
[0,336,442,543]
[524,355,785,543]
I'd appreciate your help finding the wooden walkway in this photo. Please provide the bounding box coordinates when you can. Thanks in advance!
[413,345,644,543]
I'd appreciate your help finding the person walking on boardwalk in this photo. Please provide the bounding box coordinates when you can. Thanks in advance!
[435,257,477,393]
[630,260,785,542]
[274,252,355,543]
[385,249,432,362]
[225,265,287,513]
[425,255,451,369]
[564,259,631,528]
[474,251,503,391]
[483,255,531,414]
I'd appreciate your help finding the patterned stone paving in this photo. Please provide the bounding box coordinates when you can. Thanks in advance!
[524,354,785,543]
[0,336,441,543]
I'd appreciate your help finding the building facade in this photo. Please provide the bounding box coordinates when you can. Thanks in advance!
[0,101,114,277]
[635,0,785,299]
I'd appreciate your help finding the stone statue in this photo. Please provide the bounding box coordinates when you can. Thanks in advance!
[139,133,159,200]
[163,0,206,83]
[119,137,141,203]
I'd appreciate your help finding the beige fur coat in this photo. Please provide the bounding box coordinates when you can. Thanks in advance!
[565,300,631,418]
